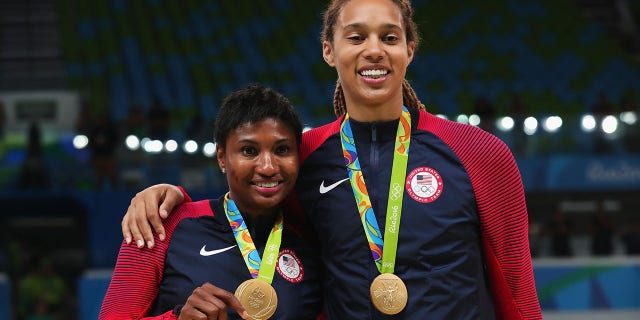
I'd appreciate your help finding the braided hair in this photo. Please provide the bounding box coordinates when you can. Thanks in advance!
[332,79,426,117]
[323,0,427,117]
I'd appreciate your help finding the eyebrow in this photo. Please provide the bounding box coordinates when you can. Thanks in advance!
[237,137,293,144]
[344,22,403,32]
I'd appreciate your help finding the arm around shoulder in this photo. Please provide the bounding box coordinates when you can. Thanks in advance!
[99,238,172,319]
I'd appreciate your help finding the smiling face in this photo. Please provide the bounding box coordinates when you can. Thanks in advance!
[217,118,299,218]
[322,0,415,121]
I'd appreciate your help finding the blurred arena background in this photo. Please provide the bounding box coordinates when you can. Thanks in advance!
[0,0,640,319]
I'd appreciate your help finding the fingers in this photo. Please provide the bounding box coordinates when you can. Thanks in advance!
[179,283,248,320]
[121,209,132,245]
[148,184,186,244]
[200,283,248,319]
[215,288,248,319]
[136,187,160,248]
[159,184,186,219]
[179,297,226,320]
[120,183,186,249]
[123,187,159,248]
[142,187,163,246]
[123,196,145,247]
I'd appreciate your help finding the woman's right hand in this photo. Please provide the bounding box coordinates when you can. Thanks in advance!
[178,283,249,320]
[121,183,185,248]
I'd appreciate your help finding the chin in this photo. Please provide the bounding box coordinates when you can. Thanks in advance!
[258,196,284,208]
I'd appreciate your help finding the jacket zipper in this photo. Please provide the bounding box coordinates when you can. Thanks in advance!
[370,123,378,203]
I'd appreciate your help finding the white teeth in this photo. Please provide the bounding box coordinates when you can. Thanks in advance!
[256,181,278,188]
[360,69,388,77]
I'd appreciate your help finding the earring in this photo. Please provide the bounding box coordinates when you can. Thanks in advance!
[221,168,226,174]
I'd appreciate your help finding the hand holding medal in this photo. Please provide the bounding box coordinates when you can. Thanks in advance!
[340,107,412,315]
[234,278,278,320]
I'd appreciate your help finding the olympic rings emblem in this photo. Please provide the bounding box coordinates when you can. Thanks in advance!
[405,166,444,204]
[390,182,403,201]
[413,184,434,194]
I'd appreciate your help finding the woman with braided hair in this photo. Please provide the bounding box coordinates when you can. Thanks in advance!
[120,0,542,318]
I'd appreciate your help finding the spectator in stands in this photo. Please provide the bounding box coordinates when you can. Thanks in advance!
[16,122,51,190]
[148,97,170,140]
[506,92,529,157]
[546,206,574,257]
[588,201,615,256]
[619,88,638,112]
[621,222,640,255]
[617,0,640,53]
[0,100,6,140]
[592,92,616,116]
[17,256,68,320]
[74,99,92,135]
[619,89,639,153]
[186,108,210,142]
[528,214,543,258]
[88,112,119,190]
[591,92,617,154]
[125,103,147,138]
[472,95,496,134]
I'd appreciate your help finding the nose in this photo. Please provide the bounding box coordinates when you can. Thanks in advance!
[364,38,384,61]
[256,152,277,176]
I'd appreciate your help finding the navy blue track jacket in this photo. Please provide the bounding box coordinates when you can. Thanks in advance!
[100,197,323,319]
[291,107,541,319]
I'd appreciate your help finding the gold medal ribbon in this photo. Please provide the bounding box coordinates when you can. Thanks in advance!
[339,106,411,274]
[223,193,283,283]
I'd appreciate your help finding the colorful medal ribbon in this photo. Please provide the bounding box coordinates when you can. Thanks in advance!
[223,193,283,283]
[340,106,411,274]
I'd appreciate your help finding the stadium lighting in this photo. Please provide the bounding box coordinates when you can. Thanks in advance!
[468,114,481,126]
[164,140,178,153]
[620,111,637,125]
[183,140,198,154]
[523,117,538,135]
[601,115,618,134]
[542,116,562,133]
[140,137,151,149]
[581,115,597,132]
[203,142,216,157]
[125,135,140,150]
[143,140,163,153]
[456,114,469,124]
[72,135,89,149]
[496,116,514,132]
[436,114,448,120]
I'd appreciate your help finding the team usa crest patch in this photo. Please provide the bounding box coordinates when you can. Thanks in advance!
[276,249,304,283]
[405,166,443,203]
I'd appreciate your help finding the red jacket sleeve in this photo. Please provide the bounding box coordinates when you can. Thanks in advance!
[177,186,192,203]
[470,139,542,319]
[99,223,178,319]
[420,111,542,319]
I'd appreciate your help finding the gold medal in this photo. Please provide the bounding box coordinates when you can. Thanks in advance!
[235,278,278,320]
[370,273,408,315]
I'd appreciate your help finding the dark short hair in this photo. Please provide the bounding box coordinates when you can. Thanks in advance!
[214,83,302,148]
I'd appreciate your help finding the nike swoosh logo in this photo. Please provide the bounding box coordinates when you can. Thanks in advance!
[200,245,237,256]
[319,178,350,194]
